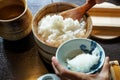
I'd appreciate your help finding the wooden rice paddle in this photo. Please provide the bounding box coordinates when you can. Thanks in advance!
[59,0,96,20]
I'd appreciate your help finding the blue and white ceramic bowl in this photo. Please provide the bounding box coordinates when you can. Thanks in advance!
[37,74,60,80]
[56,38,105,74]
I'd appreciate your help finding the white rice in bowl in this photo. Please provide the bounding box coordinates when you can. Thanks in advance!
[38,15,86,47]
[67,52,100,73]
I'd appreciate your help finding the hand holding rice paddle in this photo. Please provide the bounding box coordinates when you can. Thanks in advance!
[59,0,96,20]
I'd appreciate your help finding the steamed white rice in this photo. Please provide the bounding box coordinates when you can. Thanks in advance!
[38,15,86,47]
[67,51,100,73]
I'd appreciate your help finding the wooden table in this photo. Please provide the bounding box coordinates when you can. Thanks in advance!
[0,0,120,80]
[0,33,48,80]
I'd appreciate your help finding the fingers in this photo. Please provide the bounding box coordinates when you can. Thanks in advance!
[52,56,110,80]
[51,56,89,80]
[99,57,110,80]
[101,57,110,73]
[52,56,70,80]
[52,56,64,75]
[52,62,59,74]
[52,56,65,74]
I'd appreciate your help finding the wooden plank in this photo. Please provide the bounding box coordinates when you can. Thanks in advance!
[88,2,120,17]
[91,26,120,36]
[91,16,120,27]
[88,8,120,17]
[93,2,120,8]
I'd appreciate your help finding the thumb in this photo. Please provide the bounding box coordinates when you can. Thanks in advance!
[100,57,110,74]
[52,56,88,80]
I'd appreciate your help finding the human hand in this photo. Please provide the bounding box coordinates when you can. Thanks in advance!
[51,56,110,80]
[95,0,106,4]
[88,0,106,4]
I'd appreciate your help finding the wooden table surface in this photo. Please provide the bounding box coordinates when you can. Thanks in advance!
[0,0,120,80]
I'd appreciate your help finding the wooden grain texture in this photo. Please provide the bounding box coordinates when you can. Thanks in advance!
[110,61,120,80]
[59,0,96,20]
[91,26,120,36]
[88,2,120,36]
[88,2,120,17]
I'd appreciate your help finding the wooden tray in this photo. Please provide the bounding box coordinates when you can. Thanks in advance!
[88,2,120,37]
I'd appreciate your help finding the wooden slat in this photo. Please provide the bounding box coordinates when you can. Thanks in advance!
[88,8,120,17]
[88,2,120,17]
[92,26,120,36]
[91,16,120,27]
